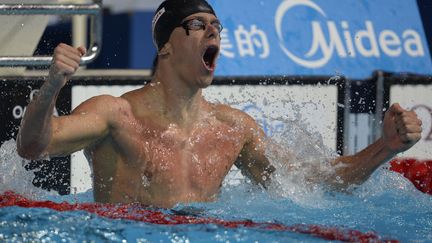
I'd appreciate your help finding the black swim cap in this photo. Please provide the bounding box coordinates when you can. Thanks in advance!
[152,0,217,50]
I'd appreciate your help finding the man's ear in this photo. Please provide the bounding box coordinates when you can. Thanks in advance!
[158,42,171,57]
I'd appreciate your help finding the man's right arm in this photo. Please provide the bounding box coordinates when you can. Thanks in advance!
[17,43,109,159]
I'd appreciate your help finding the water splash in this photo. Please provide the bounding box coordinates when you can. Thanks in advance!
[0,139,54,200]
[258,115,431,212]
[259,116,339,208]
[1,128,432,241]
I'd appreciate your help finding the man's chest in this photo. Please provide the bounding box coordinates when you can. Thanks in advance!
[112,120,245,179]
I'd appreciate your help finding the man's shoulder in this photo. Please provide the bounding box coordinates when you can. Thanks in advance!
[73,94,132,115]
[85,94,130,107]
[213,103,245,116]
[212,103,257,128]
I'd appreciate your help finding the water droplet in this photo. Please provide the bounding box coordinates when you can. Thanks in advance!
[141,175,150,187]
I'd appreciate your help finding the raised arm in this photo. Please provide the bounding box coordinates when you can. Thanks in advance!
[17,43,110,159]
[328,103,422,188]
[236,103,422,190]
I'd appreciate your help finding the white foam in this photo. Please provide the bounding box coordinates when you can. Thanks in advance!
[261,118,339,208]
[0,139,54,199]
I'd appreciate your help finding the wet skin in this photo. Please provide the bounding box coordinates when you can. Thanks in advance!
[85,88,257,207]
[17,12,423,208]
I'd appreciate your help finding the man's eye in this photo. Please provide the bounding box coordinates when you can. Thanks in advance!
[189,19,204,28]
[212,22,222,31]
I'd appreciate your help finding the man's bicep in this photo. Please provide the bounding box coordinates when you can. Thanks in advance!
[47,114,108,156]
[46,96,114,156]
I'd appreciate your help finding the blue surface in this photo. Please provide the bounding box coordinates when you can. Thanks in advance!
[208,0,432,78]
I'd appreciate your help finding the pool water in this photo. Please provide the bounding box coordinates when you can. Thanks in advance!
[1,139,432,242]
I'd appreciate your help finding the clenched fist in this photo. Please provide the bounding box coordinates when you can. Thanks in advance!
[48,43,86,89]
[383,103,423,154]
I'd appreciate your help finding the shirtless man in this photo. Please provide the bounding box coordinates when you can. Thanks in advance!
[17,0,422,208]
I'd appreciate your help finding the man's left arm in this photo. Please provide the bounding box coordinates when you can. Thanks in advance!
[327,103,422,188]
[236,103,422,189]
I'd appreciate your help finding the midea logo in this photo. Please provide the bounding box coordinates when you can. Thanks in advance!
[275,0,426,68]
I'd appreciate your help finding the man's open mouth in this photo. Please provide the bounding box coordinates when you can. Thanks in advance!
[202,45,219,70]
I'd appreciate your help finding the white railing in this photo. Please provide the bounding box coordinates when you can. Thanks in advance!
[0,0,102,66]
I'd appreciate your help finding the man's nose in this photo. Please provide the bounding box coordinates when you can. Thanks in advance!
[205,23,219,39]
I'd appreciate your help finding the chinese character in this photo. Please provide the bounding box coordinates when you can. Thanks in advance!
[220,29,236,58]
[234,25,270,58]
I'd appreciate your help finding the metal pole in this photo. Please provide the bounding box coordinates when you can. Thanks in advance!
[374,71,385,140]
[73,0,89,69]
[0,3,100,16]
[0,0,102,67]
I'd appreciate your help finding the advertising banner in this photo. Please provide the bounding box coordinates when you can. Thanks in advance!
[208,0,432,78]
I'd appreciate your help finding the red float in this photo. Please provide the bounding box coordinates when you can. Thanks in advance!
[390,158,432,195]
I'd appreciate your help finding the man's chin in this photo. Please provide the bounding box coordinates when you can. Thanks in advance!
[197,75,214,88]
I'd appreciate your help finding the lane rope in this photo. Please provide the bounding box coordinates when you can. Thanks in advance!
[0,191,397,243]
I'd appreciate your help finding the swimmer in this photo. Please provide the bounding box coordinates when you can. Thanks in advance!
[17,0,422,208]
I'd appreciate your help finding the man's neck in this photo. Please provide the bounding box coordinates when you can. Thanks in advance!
[151,73,204,127]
